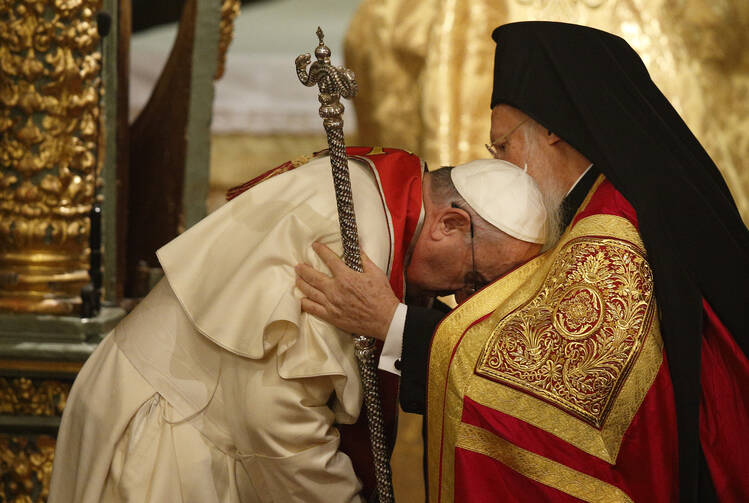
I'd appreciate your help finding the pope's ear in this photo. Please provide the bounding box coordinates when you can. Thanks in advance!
[432,206,471,239]
[547,130,562,145]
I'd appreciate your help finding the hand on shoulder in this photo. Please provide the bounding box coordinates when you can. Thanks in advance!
[295,242,399,341]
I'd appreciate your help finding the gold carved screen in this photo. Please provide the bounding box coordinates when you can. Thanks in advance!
[0,0,103,314]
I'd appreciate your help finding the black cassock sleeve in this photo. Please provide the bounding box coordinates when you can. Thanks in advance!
[399,301,451,414]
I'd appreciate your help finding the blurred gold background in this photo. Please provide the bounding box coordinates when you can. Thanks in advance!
[209,0,749,224]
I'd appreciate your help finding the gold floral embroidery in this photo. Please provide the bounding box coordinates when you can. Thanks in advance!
[429,202,666,501]
[476,237,655,429]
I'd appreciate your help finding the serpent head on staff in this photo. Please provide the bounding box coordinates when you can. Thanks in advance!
[295,28,358,99]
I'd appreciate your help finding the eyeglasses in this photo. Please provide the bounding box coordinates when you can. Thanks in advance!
[485,118,529,158]
[451,203,487,295]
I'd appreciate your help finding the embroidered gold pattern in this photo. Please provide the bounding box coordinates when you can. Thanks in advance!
[476,236,654,428]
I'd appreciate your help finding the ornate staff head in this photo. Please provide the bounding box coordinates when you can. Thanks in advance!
[295,27,358,131]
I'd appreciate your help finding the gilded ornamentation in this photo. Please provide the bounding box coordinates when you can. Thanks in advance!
[429,211,665,501]
[0,0,102,314]
[215,0,240,80]
[0,378,69,417]
[0,435,56,503]
[476,236,655,428]
[554,286,604,338]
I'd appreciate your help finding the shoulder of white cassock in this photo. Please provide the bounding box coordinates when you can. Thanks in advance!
[151,155,393,417]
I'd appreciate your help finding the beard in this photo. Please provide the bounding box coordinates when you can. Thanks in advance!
[521,133,569,250]
[537,172,568,250]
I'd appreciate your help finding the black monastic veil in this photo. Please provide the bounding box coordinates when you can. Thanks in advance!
[490,21,749,502]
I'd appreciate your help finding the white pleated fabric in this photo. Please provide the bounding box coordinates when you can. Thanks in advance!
[49,156,396,502]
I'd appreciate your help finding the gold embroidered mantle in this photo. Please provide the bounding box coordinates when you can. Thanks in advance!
[427,199,665,503]
[476,236,655,429]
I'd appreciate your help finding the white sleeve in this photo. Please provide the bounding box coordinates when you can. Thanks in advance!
[378,303,407,376]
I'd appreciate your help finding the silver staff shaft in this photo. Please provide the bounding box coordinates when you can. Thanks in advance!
[296,27,395,503]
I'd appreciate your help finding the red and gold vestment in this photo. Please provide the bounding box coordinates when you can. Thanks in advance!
[428,177,749,502]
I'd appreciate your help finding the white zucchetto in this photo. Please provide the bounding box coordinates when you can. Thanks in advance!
[450,159,547,244]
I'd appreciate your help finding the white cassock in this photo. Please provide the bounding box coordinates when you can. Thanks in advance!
[49,156,400,502]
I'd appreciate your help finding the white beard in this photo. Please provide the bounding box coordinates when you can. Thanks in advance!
[539,174,568,251]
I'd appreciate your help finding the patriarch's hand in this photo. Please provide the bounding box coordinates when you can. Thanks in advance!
[295,242,399,341]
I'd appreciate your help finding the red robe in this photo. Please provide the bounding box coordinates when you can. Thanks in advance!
[427,176,749,502]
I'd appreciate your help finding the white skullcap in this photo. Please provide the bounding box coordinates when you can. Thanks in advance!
[450,159,547,244]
